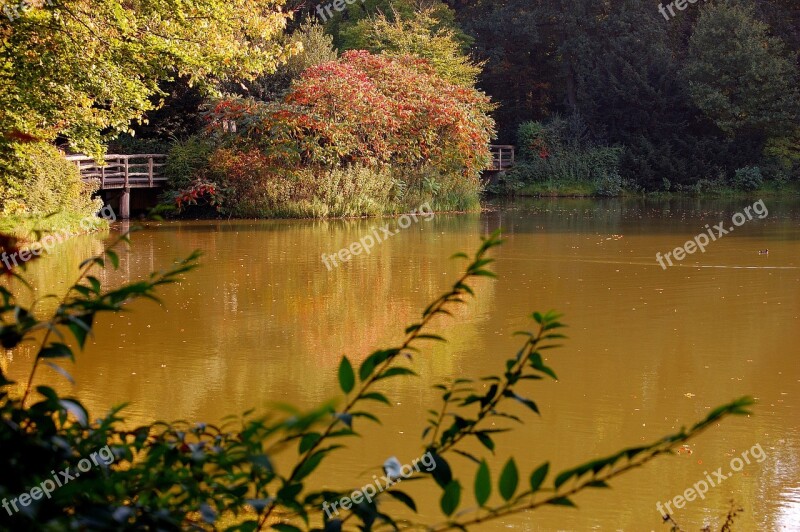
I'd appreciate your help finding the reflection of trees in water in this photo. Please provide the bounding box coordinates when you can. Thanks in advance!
[34,217,497,425]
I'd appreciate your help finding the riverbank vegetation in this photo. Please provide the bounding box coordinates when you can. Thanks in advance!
[0,0,294,224]
[0,232,754,529]
[1,0,798,221]
[165,46,494,218]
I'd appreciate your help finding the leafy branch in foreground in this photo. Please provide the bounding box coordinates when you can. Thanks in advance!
[0,229,753,531]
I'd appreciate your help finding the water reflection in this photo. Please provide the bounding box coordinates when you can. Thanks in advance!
[3,198,799,530]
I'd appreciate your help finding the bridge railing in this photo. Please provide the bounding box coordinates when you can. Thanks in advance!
[489,145,515,171]
[66,154,168,189]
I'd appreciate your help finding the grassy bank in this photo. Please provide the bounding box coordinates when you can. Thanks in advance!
[0,212,109,240]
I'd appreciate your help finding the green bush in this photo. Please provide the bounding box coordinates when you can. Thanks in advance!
[164,136,218,192]
[509,118,623,197]
[0,142,101,218]
[732,166,764,191]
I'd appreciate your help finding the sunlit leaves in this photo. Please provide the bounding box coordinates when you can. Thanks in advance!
[1,0,294,156]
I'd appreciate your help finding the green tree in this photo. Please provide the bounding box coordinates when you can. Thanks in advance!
[229,20,339,101]
[684,1,800,137]
[0,0,296,156]
[328,0,471,52]
[340,7,482,87]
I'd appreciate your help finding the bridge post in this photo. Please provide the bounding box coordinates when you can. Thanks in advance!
[120,189,130,220]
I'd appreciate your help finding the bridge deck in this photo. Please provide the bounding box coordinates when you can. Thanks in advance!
[67,154,167,190]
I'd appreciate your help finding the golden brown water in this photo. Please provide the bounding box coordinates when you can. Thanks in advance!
[5,198,800,530]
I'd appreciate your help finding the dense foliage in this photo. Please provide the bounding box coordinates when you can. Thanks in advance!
[0,142,101,219]
[0,231,753,530]
[170,50,495,217]
[450,0,800,190]
[338,8,482,86]
[0,0,295,156]
[497,118,624,197]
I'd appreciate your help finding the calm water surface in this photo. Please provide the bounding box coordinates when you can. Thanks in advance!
[5,198,800,531]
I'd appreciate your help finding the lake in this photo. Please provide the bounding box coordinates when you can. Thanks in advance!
[5,197,800,530]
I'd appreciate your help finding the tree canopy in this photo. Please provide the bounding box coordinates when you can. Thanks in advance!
[0,0,296,155]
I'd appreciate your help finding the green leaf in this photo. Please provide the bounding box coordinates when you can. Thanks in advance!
[358,350,393,381]
[295,449,328,480]
[351,411,381,425]
[512,393,540,415]
[498,458,519,501]
[59,398,88,426]
[299,433,320,454]
[474,460,491,506]
[440,481,461,516]
[39,343,74,361]
[430,452,453,488]
[476,432,494,452]
[376,367,417,380]
[554,468,576,489]
[106,249,120,269]
[529,462,549,492]
[44,362,74,384]
[547,497,577,508]
[67,314,94,349]
[386,490,417,512]
[338,357,355,394]
[360,392,391,405]
[415,334,446,343]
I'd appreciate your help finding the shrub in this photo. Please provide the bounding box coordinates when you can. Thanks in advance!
[732,166,764,191]
[205,51,494,205]
[510,120,623,196]
[0,142,101,218]
[164,136,218,192]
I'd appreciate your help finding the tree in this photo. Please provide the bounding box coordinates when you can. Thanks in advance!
[324,0,470,50]
[227,20,339,101]
[210,51,495,181]
[684,1,800,138]
[0,0,296,156]
[340,8,482,87]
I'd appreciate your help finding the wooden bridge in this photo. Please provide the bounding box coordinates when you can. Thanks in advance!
[488,145,515,172]
[66,154,167,219]
[66,147,515,218]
